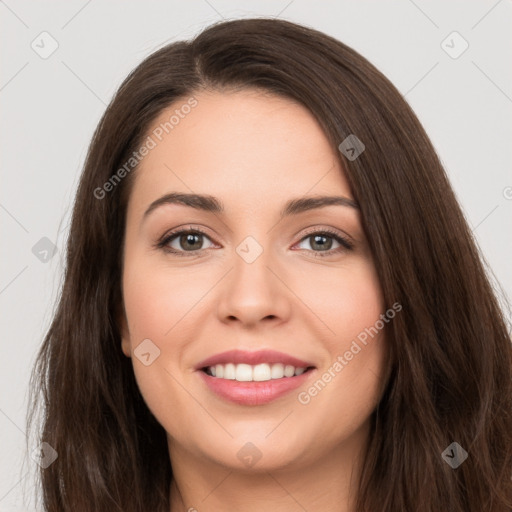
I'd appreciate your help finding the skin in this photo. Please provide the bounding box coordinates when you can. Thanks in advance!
[119,89,389,512]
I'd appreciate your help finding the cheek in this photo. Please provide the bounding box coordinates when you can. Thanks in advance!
[122,254,204,343]
[121,256,200,432]
[298,258,384,345]
[295,259,387,422]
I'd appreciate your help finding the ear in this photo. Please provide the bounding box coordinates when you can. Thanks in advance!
[117,302,132,358]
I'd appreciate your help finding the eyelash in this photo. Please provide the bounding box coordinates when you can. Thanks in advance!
[155,225,354,258]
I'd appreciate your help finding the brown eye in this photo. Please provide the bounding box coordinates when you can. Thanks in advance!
[301,233,336,251]
[158,228,215,255]
[295,230,353,257]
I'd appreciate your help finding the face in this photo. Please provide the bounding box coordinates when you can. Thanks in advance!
[120,89,388,472]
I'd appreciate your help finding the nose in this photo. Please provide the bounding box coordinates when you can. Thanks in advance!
[216,247,292,328]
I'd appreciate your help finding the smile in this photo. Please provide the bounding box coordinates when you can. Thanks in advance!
[195,349,317,405]
[203,362,310,381]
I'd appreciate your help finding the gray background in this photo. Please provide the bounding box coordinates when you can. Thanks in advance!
[1,1,511,510]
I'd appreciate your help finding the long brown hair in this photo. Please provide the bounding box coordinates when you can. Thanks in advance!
[27,17,512,511]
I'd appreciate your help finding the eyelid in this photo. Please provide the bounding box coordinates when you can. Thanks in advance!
[296,225,354,246]
[155,224,217,253]
[155,224,354,257]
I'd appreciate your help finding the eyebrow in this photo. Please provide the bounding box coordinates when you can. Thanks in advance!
[143,192,359,221]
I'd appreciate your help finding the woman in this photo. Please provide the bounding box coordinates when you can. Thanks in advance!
[27,17,512,512]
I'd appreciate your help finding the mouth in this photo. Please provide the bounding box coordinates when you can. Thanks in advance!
[195,349,317,405]
[201,362,315,381]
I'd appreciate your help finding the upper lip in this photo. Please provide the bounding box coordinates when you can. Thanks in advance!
[195,349,315,371]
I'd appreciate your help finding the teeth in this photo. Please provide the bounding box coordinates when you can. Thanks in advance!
[205,363,308,381]
[271,363,284,379]
[284,365,295,377]
[224,363,236,380]
[253,363,271,381]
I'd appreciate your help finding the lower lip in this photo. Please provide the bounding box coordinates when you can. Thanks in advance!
[197,368,316,405]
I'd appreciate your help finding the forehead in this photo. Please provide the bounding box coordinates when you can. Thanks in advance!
[128,89,351,216]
